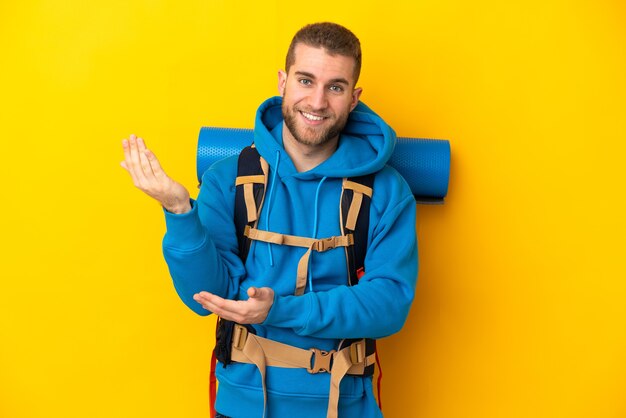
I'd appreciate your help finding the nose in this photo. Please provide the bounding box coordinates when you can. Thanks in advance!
[309,86,328,111]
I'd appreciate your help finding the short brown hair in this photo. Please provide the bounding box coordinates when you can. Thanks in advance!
[285,22,362,84]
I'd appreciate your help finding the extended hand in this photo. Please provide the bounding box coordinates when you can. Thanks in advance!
[193,287,275,324]
[121,134,191,214]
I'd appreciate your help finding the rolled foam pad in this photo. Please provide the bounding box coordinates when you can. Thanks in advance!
[197,127,450,203]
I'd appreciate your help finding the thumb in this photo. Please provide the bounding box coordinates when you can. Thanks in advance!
[247,287,260,298]
[248,287,271,299]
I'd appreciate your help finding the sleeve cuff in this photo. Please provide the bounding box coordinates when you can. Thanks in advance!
[263,293,310,330]
[162,199,206,249]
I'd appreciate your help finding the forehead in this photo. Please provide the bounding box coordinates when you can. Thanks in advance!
[289,44,357,85]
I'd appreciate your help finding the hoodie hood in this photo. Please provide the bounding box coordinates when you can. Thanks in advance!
[253,96,397,179]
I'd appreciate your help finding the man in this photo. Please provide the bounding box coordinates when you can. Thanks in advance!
[121,22,417,418]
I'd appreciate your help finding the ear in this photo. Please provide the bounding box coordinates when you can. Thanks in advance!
[277,70,287,96]
[350,87,363,111]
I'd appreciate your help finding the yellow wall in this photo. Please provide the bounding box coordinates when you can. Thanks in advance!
[1,1,625,417]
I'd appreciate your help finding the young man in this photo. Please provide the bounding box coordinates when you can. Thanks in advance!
[122,22,417,418]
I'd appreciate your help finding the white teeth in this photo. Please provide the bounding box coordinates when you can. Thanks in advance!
[301,111,324,121]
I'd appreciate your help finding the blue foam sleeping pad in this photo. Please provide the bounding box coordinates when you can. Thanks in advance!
[197,127,450,204]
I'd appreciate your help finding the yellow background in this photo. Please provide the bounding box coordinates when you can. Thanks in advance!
[1,1,625,417]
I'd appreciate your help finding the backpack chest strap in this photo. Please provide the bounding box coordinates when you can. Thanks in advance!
[244,226,354,296]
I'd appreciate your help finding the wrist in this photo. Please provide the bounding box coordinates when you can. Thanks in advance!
[163,198,191,214]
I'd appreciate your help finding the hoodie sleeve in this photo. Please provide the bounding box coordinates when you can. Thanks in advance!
[162,158,245,316]
[263,170,418,339]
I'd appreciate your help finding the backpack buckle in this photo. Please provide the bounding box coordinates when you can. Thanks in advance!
[349,340,365,365]
[308,348,336,373]
[314,237,337,252]
[232,324,248,351]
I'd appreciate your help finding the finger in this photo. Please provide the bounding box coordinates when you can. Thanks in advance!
[122,139,139,183]
[192,294,214,312]
[144,148,167,180]
[122,138,130,157]
[122,138,131,163]
[194,291,216,302]
[128,135,149,184]
[194,293,247,320]
[127,135,140,167]
[200,300,240,321]
[193,292,225,311]
[127,134,139,164]
[194,292,231,310]
[136,137,156,178]
[135,134,147,152]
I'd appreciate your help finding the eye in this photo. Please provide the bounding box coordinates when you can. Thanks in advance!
[329,85,344,93]
[299,79,312,86]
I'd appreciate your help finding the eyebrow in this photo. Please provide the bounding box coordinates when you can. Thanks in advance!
[294,71,350,86]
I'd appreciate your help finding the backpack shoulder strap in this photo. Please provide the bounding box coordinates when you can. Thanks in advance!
[339,173,377,379]
[340,174,375,286]
[234,145,268,263]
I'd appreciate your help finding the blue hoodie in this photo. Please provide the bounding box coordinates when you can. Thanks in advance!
[162,96,418,418]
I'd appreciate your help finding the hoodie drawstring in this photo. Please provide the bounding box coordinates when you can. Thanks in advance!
[309,176,327,292]
[265,151,281,266]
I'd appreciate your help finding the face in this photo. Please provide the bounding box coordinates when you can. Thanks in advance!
[278,44,362,148]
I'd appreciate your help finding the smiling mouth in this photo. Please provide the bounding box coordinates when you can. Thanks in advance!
[300,111,327,122]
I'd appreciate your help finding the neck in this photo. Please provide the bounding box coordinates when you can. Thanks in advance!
[282,124,338,172]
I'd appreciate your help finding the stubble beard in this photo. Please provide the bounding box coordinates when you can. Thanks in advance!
[282,101,349,147]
